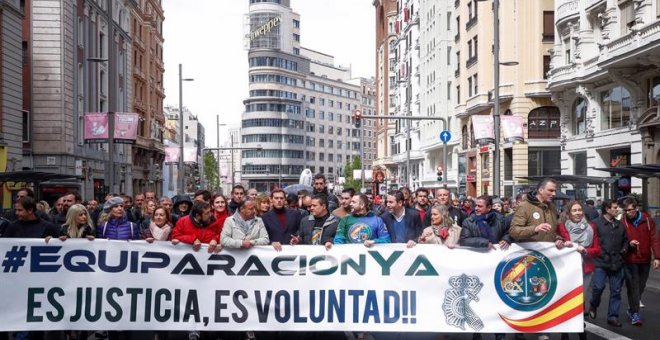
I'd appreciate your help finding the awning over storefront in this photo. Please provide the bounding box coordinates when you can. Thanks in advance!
[515,175,618,185]
[593,164,660,178]
[0,171,76,183]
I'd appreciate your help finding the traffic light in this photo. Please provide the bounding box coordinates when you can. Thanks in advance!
[436,166,443,182]
[354,110,362,128]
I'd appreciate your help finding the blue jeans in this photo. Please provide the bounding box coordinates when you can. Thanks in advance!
[590,267,624,320]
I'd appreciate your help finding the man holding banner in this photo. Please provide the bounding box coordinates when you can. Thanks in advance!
[328,193,390,248]
[291,195,339,247]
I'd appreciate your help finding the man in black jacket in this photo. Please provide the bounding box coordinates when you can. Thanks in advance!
[460,195,512,250]
[312,174,338,212]
[227,185,246,214]
[381,191,423,246]
[4,197,59,239]
[291,195,339,247]
[589,199,628,327]
[425,187,466,227]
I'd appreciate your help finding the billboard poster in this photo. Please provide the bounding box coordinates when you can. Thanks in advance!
[114,112,140,144]
[501,115,524,143]
[472,115,495,145]
[83,113,109,142]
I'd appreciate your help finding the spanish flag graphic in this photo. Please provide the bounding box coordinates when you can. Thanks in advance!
[499,286,584,332]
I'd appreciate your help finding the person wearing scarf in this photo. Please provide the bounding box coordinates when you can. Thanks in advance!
[418,204,461,248]
[558,200,601,340]
[142,207,172,242]
[220,199,270,249]
[459,195,513,250]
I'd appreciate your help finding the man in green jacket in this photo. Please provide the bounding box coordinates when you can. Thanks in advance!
[510,178,565,247]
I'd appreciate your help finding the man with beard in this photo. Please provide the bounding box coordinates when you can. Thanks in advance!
[424,187,467,227]
[228,185,246,214]
[413,188,431,223]
[4,197,59,238]
[262,189,302,251]
[312,174,338,212]
[328,194,390,248]
[380,191,423,246]
[54,192,76,225]
[332,188,355,219]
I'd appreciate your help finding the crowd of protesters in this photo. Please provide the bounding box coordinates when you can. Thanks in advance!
[0,174,658,340]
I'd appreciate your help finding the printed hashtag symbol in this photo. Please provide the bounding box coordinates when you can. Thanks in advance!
[2,246,29,272]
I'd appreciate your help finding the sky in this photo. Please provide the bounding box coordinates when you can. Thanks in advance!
[162,0,376,147]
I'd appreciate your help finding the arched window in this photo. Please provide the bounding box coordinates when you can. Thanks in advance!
[600,86,631,130]
[573,98,587,135]
[462,125,468,149]
[469,124,475,148]
[528,106,560,139]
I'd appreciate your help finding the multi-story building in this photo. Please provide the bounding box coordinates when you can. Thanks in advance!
[372,0,399,186]
[1,0,25,207]
[346,77,377,170]
[548,0,660,205]
[242,0,375,192]
[24,0,133,200]
[130,0,166,195]
[390,0,423,189]
[162,104,203,194]
[418,0,458,191]
[454,0,558,198]
[162,105,179,197]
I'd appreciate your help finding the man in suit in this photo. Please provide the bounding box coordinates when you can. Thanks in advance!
[261,188,302,251]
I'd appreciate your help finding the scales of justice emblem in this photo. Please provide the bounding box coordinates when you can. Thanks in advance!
[494,250,557,311]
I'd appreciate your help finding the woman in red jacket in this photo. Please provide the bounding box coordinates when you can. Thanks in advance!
[558,200,601,340]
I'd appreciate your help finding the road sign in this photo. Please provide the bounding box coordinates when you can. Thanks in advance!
[440,130,451,143]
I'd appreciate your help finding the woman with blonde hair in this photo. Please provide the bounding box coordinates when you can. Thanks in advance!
[255,194,271,217]
[59,203,94,239]
[418,204,461,248]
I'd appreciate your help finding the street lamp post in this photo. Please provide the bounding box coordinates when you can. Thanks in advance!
[493,0,502,197]
[178,64,194,193]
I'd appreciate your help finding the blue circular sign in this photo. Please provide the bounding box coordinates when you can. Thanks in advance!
[494,249,557,311]
[440,130,451,143]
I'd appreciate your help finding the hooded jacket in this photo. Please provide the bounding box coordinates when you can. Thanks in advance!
[172,195,193,216]
[509,191,560,242]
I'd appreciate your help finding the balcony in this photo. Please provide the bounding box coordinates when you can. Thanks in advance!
[556,0,578,24]
[466,16,478,31]
[466,56,478,68]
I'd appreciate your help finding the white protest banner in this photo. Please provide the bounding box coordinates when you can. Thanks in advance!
[0,239,584,333]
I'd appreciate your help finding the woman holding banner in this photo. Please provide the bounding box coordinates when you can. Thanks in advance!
[58,203,95,240]
[558,200,601,340]
[141,207,172,242]
[418,204,461,248]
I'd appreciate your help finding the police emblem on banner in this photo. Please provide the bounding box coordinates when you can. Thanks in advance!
[494,249,556,311]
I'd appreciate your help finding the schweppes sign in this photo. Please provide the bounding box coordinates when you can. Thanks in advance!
[250,16,281,41]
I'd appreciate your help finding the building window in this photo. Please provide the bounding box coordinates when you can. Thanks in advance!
[529,148,561,177]
[22,111,30,142]
[456,85,461,102]
[601,86,631,130]
[573,97,587,135]
[504,148,513,181]
[543,55,551,79]
[293,19,300,28]
[543,11,554,42]
[528,106,560,139]
[573,152,587,176]
[620,1,635,34]
[293,33,300,42]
